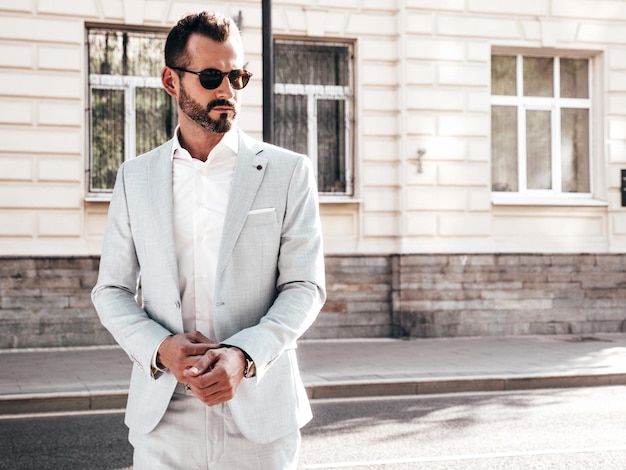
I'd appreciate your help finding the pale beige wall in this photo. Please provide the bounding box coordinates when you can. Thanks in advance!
[1,0,626,256]
[0,0,266,256]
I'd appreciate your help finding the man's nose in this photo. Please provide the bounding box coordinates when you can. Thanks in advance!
[215,75,235,98]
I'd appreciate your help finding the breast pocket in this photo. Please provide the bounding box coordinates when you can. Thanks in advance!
[232,208,281,284]
[244,208,277,228]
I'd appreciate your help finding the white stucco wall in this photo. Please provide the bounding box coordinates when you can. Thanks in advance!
[1,0,626,256]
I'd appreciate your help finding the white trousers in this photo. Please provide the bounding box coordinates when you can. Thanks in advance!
[129,387,300,470]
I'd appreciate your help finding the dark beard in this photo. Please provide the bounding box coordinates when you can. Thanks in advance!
[178,84,237,134]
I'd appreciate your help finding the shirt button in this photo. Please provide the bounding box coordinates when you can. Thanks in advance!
[175,301,181,309]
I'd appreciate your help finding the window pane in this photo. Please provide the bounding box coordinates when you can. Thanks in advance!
[491,55,517,96]
[136,88,176,156]
[88,29,165,76]
[317,99,346,193]
[273,94,308,155]
[274,42,349,85]
[526,110,552,190]
[491,106,518,191]
[561,108,590,193]
[560,58,589,99]
[91,89,124,191]
[523,57,554,97]
[273,40,353,196]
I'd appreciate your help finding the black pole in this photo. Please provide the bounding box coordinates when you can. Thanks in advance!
[262,0,273,143]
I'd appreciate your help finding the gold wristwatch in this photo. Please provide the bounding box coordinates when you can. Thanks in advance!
[243,356,256,378]
[221,343,256,378]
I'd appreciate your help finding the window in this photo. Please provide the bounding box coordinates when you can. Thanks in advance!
[491,54,591,197]
[87,28,176,193]
[273,40,354,196]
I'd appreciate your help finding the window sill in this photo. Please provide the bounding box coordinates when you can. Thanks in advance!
[491,193,608,207]
[319,196,361,204]
[86,194,362,205]
[85,194,112,203]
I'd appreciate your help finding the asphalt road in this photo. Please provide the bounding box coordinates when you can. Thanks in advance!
[0,410,132,470]
[300,385,626,469]
[1,386,625,469]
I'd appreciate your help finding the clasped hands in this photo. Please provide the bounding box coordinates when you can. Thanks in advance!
[156,331,246,406]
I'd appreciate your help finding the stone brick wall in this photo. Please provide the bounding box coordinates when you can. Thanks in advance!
[2,254,626,348]
[392,254,626,338]
[0,257,111,348]
[317,253,626,339]
[309,255,393,338]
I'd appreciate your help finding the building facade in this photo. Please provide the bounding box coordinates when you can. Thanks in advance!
[1,0,626,347]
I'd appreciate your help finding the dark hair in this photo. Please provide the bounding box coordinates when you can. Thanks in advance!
[164,11,240,68]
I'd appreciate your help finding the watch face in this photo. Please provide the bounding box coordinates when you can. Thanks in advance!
[245,359,256,378]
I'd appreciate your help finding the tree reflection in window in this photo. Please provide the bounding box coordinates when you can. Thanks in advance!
[491,54,591,195]
[88,29,175,192]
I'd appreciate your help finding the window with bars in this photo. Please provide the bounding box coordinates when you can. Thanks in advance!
[87,28,176,193]
[273,40,354,196]
[491,54,591,197]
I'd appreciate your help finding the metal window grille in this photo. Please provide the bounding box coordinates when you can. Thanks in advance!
[273,40,354,196]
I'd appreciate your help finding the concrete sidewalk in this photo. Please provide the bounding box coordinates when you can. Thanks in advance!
[1,334,626,415]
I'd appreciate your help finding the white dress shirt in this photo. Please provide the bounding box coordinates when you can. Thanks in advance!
[171,127,239,341]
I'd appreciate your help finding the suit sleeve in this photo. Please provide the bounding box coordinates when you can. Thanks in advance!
[91,163,173,377]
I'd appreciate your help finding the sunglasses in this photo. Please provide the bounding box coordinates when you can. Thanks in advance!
[171,67,252,90]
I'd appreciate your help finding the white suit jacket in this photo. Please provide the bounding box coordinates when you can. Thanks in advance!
[91,129,326,444]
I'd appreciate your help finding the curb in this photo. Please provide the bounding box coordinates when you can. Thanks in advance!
[0,390,128,416]
[2,373,626,416]
[305,373,626,399]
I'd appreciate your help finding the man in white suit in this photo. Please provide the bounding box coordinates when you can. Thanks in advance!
[91,11,325,469]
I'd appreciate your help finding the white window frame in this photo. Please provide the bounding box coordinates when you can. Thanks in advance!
[88,75,163,193]
[491,54,601,206]
[273,83,353,196]
[85,27,169,199]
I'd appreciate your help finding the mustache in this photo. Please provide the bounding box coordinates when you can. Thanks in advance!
[207,99,236,112]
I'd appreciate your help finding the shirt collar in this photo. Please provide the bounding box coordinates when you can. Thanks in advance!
[170,125,239,162]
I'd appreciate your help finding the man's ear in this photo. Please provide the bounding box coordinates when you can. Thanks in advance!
[161,66,178,97]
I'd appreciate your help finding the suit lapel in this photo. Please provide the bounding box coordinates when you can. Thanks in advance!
[216,132,268,280]
[146,141,179,289]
